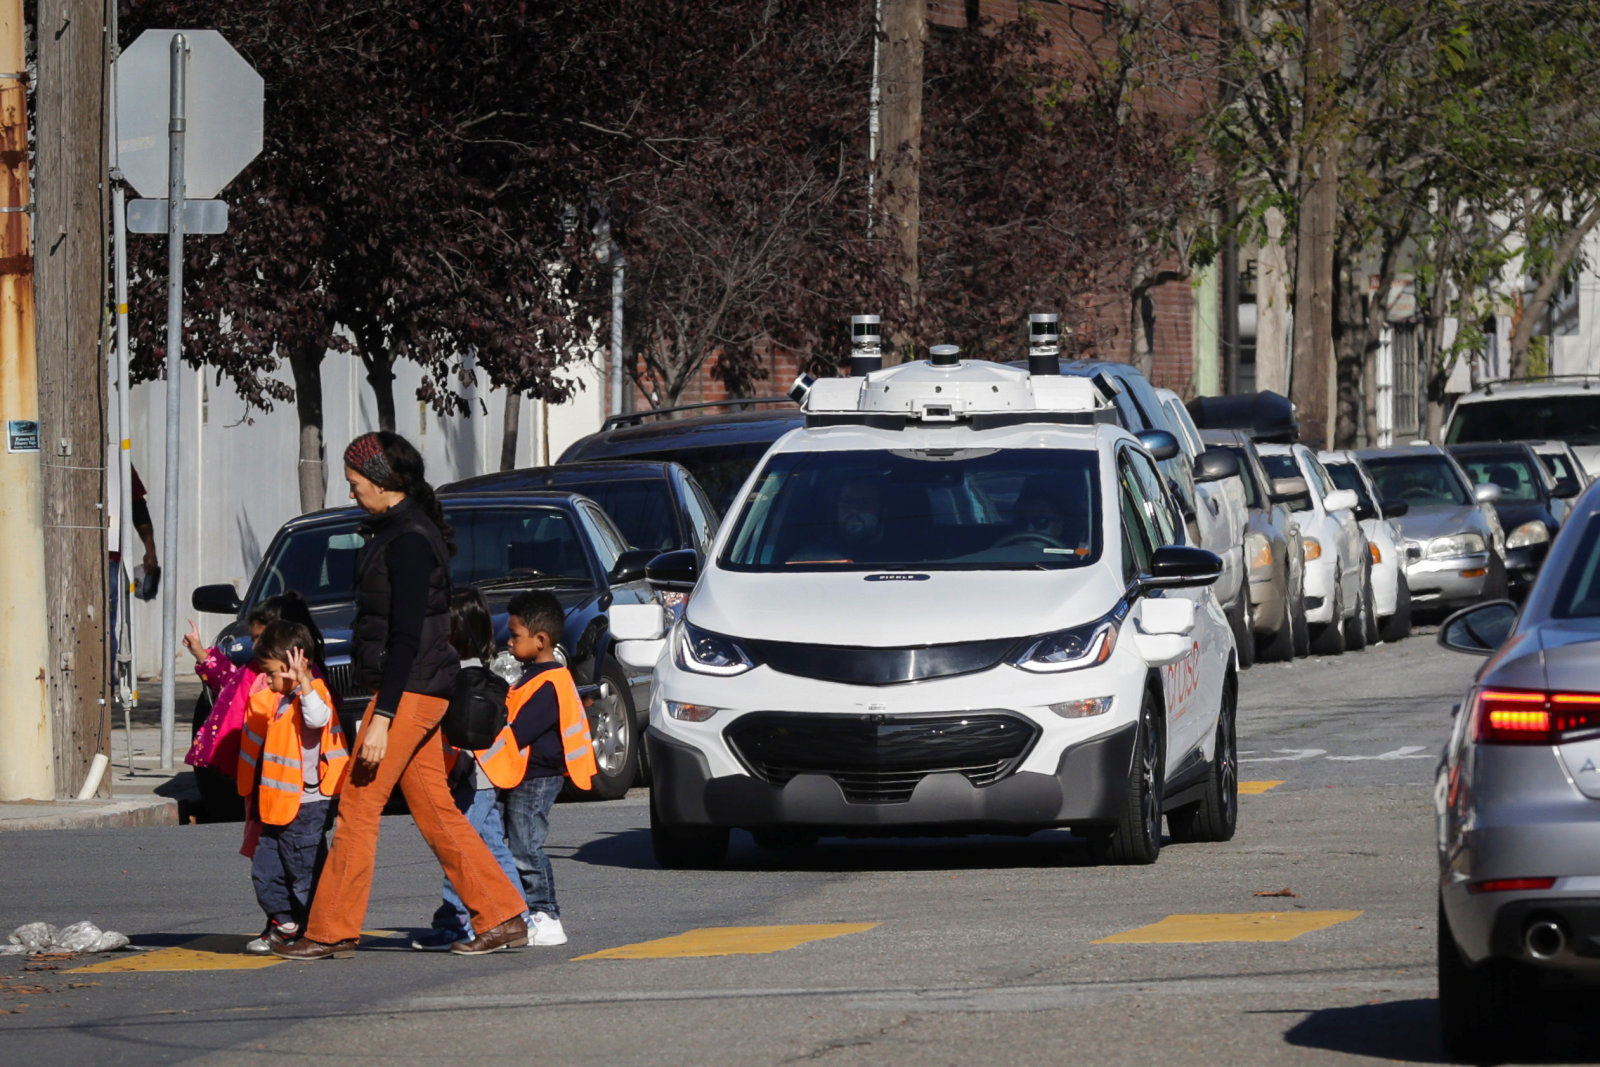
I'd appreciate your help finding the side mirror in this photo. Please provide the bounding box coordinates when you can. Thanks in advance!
[1553,478,1580,500]
[1474,482,1503,504]
[1353,502,1376,522]
[609,548,657,586]
[191,583,242,616]
[1270,476,1308,504]
[1438,599,1518,656]
[609,602,666,642]
[646,548,701,593]
[1193,447,1240,483]
[1322,488,1358,513]
[1140,545,1222,590]
[1381,499,1409,519]
[1137,429,1181,461]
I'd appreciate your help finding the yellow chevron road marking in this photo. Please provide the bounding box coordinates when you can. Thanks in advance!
[1238,780,1285,794]
[575,922,880,960]
[1095,910,1363,944]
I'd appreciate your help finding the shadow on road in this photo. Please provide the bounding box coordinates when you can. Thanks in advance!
[1280,999,1447,1063]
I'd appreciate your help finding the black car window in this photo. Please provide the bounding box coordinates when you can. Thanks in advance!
[576,502,625,572]
[723,447,1101,572]
[450,506,593,583]
[563,477,679,553]
[1363,455,1472,507]
[1540,452,1576,483]
[1448,395,1600,447]
[1223,446,1262,508]
[1260,453,1313,512]
[253,522,364,605]
[677,469,720,552]
[1118,452,1159,580]
[1323,461,1375,512]
[1457,455,1543,503]
[1553,517,1600,617]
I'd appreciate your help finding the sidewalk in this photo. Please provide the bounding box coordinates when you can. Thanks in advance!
[0,676,205,831]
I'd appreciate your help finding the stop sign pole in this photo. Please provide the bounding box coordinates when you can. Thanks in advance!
[157,33,187,772]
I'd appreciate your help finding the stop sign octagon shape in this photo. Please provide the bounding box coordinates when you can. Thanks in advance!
[114,29,264,200]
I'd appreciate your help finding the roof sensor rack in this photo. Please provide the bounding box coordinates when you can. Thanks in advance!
[850,315,883,377]
[1028,313,1061,377]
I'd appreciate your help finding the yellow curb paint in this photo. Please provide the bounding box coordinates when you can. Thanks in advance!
[575,922,880,960]
[1095,910,1363,944]
[67,934,282,973]
[1238,780,1284,794]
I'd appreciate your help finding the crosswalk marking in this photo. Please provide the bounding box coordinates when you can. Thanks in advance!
[1237,780,1284,794]
[66,935,282,973]
[1093,910,1363,944]
[574,923,880,961]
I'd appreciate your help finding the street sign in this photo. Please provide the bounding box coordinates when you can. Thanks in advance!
[5,419,38,453]
[125,198,228,235]
[114,29,263,199]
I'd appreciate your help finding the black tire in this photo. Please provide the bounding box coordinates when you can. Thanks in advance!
[1483,553,1510,601]
[1291,582,1310,658]
[1090,687,1163,865]
[1309,575,1346,656]
[1381,574,1412,643]
[1228,594,1256,669]
[1437,899,1532,1062]
[578,658,640,801]
[1168,675,1238,843]
[650,787,729,869]
[1258,569,1296,663]
[1344,574,1369,652]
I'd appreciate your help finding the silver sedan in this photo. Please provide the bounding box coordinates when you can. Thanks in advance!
[1435,478,1600,1060]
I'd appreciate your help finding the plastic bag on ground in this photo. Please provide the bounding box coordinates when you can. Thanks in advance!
[6,920,130,954]
[8,922,57,953]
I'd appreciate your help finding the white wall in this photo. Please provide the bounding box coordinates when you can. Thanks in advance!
[125,347,605,678]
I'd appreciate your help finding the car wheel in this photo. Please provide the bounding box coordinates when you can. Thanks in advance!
[1167,675,1237,843]
[650,785,729,869]
[1309,574,1346,656]
[1381,575,1412,643]
[1362,572,1380,645]
[1484,553,1510,601]
[1291,580,1310,657]
[1090,688,1163,865]
[1344,574,1369,652]
[1258,576,1296,663]
[1228,594,1256,670]
[578,658,641,801]
[1438,899,1531,1062]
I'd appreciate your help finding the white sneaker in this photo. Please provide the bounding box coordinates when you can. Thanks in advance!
[529,911,567,946]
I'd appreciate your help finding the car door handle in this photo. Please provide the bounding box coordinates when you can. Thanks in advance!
[1207,497,1220,516]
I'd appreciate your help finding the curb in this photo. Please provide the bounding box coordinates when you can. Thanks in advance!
[0,797,180,832]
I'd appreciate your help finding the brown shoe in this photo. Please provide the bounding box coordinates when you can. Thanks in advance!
[271,936,358,961]
[449,916,527,956]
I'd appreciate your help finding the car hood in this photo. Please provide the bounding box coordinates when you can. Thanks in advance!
[1391,505,1482,542]
[689,566,1126,646]
[1493,500,1553,532]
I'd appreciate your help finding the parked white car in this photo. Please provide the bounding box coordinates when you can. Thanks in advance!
[637,345,1238,869]
[1320,450,1412,642]
[1256,443,1371,654]
[1157,388,1252,663]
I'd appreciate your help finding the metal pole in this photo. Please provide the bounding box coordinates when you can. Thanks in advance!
[158,33,187,771]
[609,247,624,416]
[112,179,136,769]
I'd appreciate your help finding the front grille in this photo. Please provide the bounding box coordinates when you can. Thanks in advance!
[325,661,366,712]
[725,711,1038,804]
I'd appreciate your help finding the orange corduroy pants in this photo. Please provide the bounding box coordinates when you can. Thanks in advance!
[305,692,526,944]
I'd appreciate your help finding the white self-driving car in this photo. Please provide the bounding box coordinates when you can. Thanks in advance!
[629,321,1239,869]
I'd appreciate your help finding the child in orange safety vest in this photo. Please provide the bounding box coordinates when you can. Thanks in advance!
[234,619,348,955]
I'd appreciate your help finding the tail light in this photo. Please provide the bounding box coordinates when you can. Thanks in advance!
[1472,688,1600,744]
[1468,877,1557,894]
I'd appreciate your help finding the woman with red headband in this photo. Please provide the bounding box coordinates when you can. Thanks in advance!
[274,431,527,960]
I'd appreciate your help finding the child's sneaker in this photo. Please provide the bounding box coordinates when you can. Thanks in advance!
[529,911,567,946]
[410,927,469,952]
[245,919,300,955]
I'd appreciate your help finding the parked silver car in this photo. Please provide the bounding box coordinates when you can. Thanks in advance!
[1357,443,1506,614]
[1435,479,1600,1059]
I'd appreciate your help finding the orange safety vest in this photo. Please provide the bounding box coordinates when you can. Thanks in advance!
[235,677,349,826]
[462,666,597,791]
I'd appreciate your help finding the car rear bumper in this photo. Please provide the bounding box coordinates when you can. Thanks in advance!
[646,722,1137,833]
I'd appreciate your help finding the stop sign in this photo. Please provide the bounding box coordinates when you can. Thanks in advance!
[114,30,264,200]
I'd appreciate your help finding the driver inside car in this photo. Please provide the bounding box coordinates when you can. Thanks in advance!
[1009,475,1089,553]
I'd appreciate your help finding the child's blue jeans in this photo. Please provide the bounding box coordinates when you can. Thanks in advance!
[433,777,522,936]
[253,799,333,926]
[503,773,563,919]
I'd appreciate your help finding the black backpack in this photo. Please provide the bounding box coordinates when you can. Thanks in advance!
[443,664,509,751]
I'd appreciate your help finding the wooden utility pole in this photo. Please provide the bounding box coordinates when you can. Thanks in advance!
[877,0,924,360]
[0,0,57,801]
[1291,0,1340,447]
[33,0,111,796]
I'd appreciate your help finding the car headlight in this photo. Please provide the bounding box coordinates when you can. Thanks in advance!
[675,620,758,676]
[1303,537,1322,562]
[1010,618,1119,673]
[1246,532,1272,571]
[1428,533,1487,559]
[1506,521,1550,550]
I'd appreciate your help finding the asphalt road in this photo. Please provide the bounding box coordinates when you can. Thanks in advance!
[1,630,1571,1065]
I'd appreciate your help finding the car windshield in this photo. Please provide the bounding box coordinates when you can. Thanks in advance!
[721,447,1102,572]
[1258,453,1312,512]
[1221,446,1261,508]
[1323,461,1375,512]
[1456,454,1542,503]
[560,477,678,552]
[1362,455,1471,507]
[252,505,592,606]
[1448,395,1600,447]
[1552,516,1600,618]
